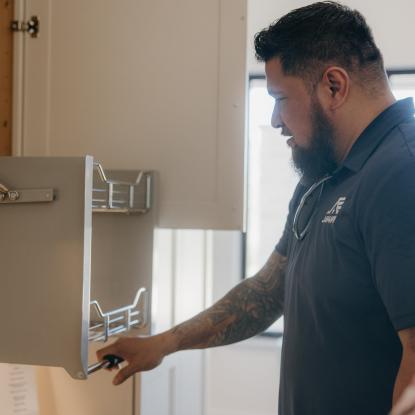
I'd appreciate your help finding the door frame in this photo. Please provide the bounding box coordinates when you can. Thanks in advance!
[0,0,14,155]
[11,0,25,156]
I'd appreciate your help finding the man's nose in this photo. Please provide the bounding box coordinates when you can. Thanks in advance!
[271,104,282,129]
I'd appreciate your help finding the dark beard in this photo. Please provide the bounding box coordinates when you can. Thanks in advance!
[291,100,338,182]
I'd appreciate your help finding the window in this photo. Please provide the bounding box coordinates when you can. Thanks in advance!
[245,71,415,337]
[246,77,298,336]
[388,71,415,101]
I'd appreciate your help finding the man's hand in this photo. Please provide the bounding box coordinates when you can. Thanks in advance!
[96,333,175,385]
[97,250,287,385]
[391,376,415,415]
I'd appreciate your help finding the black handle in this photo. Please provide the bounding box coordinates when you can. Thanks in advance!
[103,354,124,369]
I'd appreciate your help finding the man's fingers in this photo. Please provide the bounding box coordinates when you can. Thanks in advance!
[96,342,120,362]
[113,364,136,386]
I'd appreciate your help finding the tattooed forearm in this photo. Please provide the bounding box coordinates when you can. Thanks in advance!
[171,251,287,352]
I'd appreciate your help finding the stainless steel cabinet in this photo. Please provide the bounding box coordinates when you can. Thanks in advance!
[0,156,155,379]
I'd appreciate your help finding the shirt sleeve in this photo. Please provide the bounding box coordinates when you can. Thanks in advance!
[361,158,415,331]
[275,182,305,257]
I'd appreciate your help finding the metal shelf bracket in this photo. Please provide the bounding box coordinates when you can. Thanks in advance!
[89,287,149,343]
[92,162,152,214]
[0,181,54,204]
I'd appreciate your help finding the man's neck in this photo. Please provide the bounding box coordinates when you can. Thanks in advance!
[335,91,396,163]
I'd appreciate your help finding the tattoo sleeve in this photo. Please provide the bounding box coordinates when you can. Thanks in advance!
[171,250,287,351]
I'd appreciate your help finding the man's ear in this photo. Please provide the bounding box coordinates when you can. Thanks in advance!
[318,66,350,110]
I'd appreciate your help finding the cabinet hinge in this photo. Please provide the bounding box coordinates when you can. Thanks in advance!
[11,16,39,38]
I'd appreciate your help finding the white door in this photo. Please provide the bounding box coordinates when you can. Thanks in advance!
[141,229,209,415]
[13,0,248,230]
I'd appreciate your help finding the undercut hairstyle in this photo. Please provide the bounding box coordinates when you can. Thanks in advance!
[254,1,386,90]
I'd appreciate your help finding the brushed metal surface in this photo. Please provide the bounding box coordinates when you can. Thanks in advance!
[0,156,93,379]
[0,156,155,380]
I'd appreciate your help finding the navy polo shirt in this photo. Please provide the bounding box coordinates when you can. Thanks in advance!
[276,98,415,415]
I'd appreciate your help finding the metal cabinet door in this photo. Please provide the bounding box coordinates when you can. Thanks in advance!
[0,156,93,379]
[0,156,155,381]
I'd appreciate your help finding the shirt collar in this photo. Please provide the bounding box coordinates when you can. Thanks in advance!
[335,97,415,175]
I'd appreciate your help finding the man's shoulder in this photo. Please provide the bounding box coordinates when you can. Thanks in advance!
[366,119,415,175]
[397,121,415,158]
[354,120,415,208]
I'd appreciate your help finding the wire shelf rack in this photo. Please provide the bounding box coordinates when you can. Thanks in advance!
[92,162,152,214]
[89,287,149,342]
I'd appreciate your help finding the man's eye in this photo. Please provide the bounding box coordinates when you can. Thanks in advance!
[276,97,286,102]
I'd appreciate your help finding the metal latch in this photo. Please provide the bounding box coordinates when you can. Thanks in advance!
[0,182,54,204]
[11,16,39,38]
[88,354,124,376]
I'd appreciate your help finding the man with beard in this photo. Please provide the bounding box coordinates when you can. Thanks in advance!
[97,2,415,414]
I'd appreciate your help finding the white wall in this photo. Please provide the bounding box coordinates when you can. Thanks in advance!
[248,0,415,74]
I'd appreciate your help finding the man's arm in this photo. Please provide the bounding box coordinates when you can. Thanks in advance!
[391,375,415,415]
[172,249,286,349]
[96,250,287,385]
[393,328,415,405]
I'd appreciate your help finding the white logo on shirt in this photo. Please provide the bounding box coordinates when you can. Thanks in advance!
[322,197,347,224]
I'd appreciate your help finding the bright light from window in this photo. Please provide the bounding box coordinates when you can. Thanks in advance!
[389,74,415,102]
[247,78,299,334]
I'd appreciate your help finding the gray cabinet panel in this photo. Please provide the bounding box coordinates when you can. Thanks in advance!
[0,157,155,380]
[0,156,92,379]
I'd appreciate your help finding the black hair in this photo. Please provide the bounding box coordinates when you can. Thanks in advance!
[254,1,385,86]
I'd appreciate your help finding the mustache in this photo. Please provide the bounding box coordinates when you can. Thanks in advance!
[280,127,292,137]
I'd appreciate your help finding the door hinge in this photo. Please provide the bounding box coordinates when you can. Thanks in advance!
[11,16,39,38]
